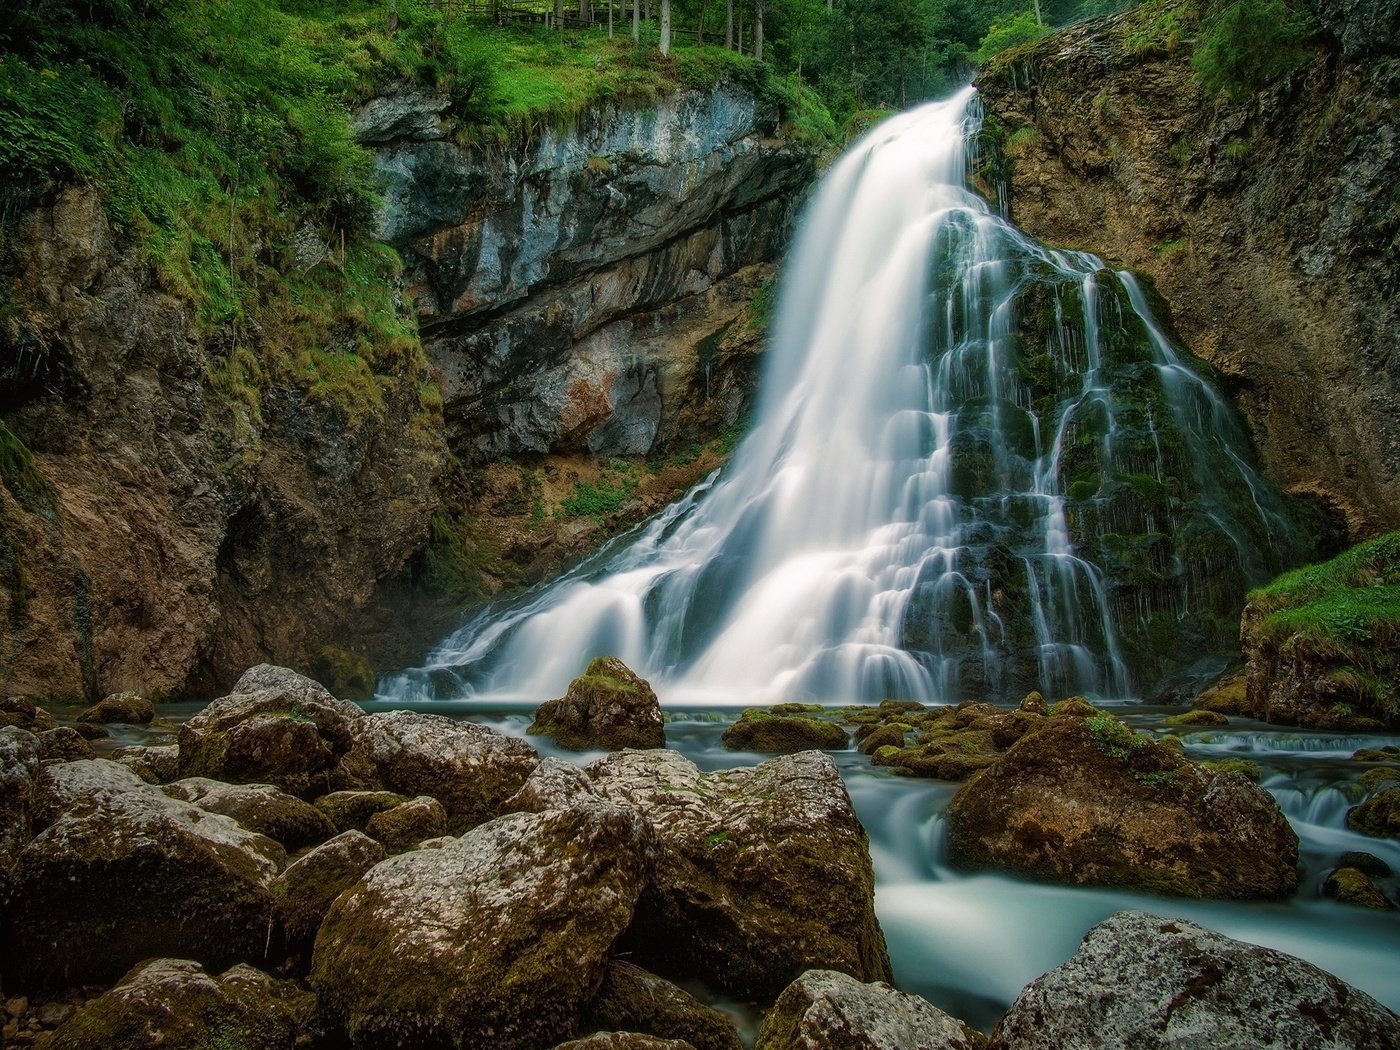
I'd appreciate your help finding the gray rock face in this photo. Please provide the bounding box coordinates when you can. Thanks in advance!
[49,957,318,1050]
[350,83,452,144]
[5,760,284,987]
[364,793,447,852]
[588,749,891,999]
[178,665,364,797]
[341,710,538,833]
[756,970,985,1050]
[112,742,180,783]
[583,960,742,1050]
[272,829,386,956]
[0,726,40,858]
[530,657,666,752]
[36,726,96,763]
[1309,0,1400,57]
[311,803,655,1049]
[163,776,337,850]
[504,756,602,814]
[988,911,1400,1049]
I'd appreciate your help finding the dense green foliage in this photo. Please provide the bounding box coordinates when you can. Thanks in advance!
[1191,0,1316,98]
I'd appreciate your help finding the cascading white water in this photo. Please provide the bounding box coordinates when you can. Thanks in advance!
[385,87,1294,705]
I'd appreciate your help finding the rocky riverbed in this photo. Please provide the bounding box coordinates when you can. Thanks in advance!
[2,663,1399,1048]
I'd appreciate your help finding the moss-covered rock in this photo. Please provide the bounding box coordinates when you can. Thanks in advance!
[36,725,95,763]
[1357,767,1400,794]
[364,794,447,853]
[987,911,1400,1049]
[581,960,742,1050]
[112,743,180,784]
[48,957,318,1050]
[1347,788,1400,838]
[588,749,890,1000]
[945,715,1298,899]
[1195,673,1250,715]
[1018,691,1049,715]
[4,759,284,988]
[1352,745,1400,762]
[1199,757,1262,782]
[1322,867,1395,910]
[311,804,655,1050]
[720,709,848,753]
[755,969,984,1050]
[271,829,386,959]
[529,657,666,752]
[310,645,377,701]
[163,777,337,851]
[76,690,154,725]
[314,789,411,833]
[503,757,602,814]
[340,710,538,834]
[1163,709,1229,726]
[1338,851,1392,878]
[1049,696,1098,717]
[856,724,907,755]
[178,664,364,798]
[0,726,40,859]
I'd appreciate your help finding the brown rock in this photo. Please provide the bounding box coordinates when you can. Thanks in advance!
[555,1036,695,1050]
[1347,788,1400,838]
[272,830,386,956]
[529,657,666,752]
[1322,867,1394,909]
[583,961,742,1050]
[364,794,448,852]
[314,789,411,832]
[721,710,848,753]
[36,727,95,763]
[163,777,337,851]
[76,691,154,724]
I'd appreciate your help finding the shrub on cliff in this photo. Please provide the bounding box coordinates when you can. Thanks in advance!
[1192,0,1317,98]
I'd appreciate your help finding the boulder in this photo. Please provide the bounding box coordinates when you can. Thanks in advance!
[756,969,985,1050]
[48,958,318,1050]
[555,1037,695,1050]
[945,715,1298,898]
[0,696,56,733]
[315,789,411,832]
[721,710,848,753]
[4,759,284,988]
[311,803,655,1049]
[1347,788,1400,837]
[364,793,448,852]
[529,657,666,751]
[163,777,337,851]
[583,960,742,1050]
[272,829,386,957]
[112,743,181,783]
[37,726,96,763]
[504,756,602,813]
[589,749,891,999]
[0,726,40,858]
[1339,850,1393,877]
[341,710,538,833]
[76,690,154,724]
[987,911,1400,1048]
[1322,866,1394,909]
[178,664,364,797]
[1163,709,1229,727]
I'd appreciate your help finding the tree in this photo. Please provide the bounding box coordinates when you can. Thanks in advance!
[754,0,765,59]
[660,0,672,53]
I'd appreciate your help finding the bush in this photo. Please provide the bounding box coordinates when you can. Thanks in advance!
[1192,0,1315,99]
[976,11,1052,65]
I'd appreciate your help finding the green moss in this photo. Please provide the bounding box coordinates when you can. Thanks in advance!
[0,422,53,511]
[1164,709,1229,726]
[560,474,637,522]
[310,646,376,700]
[1200,757,1262,781]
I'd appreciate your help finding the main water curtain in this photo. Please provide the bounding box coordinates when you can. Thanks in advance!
[388,88,1297,705]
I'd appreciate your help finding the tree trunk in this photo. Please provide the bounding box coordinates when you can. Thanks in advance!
[660,0,671,54]
[609,0,614,38]
[1033,0,1043,25]
[725,0,733,49]
[632,0,640,40]
[754,0,764,62]
[579,0,590,23]
[555,0,564,28]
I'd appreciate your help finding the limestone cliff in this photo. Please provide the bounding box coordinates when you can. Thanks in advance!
[976,0,1400,537]
[0,82,814,700]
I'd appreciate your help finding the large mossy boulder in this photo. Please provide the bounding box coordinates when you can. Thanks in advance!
[720,709,848,753]
[529,657,666,752]
[272,829,386,958]
[163,777,337,851]
[5,759,284,988]
[582,960,742,1050]
[47,958,318,1050]
[1347,788,1400,837]
[310,802,655,1049]
[756,969,985,1050]
[178,664,364,797]
[504,756,604,814]
[588,749,891,1000]
[0,696,56,733]
[340,710,539,833]
[944,714,1298,898]
[76,690,154,725]
[112,742,180,784]
[37,725,96,762]
[0,726,40,859]
[987,911,1400,1048]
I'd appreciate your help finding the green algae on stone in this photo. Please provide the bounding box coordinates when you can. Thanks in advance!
[1322,867,1395,910]
[720,710,848,753]
[1347,789,1400,838]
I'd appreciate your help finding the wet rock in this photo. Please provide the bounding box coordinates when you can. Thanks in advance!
[49,958,317,1050]
[1353,745,1400,761]
[1018,691,1049,716]
[36,726,95,763]
[311,803,655,1049]
[314,788,411,832]
[163,777,337,850]
[1359,766,1400,793]
[856,724,906,755]
[556,1036,695,1050]
[945,715,1298,898]
[341,710,538,833]
[529,657,666,752]
[178,665,363,797]
[720,709,848,753]
[1163,709,1229,727]
[504,756,602,813]
[364,793,448,852]
[1339,850,1393,877]
[987,911,1400,1048]
[589,749,891,999]
[1322,866,1395,909]
[112,743,180,784]
[76,690,154,724]
[69,720,110,739]
[0,696,56,733]
[756,969,985,1050]
[583,960,742,1050]
[1347,788,1400,837]
[5,759,284,987]
[0,726,40,858]
[272,830,386,957]
[1048,696,1097,717]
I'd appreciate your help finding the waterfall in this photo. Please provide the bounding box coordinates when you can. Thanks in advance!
[385,87,1299,706]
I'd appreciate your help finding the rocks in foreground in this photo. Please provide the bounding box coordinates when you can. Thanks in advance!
[529,656,666,752]
[48,958,317,1050]
[272,830,386,958]
[945,713,1298,899]
[311,803,655,1049]
[987,911,1400,1048]
[756,969,986,1050]
[590,748,891,999]
[582,961,742,1050]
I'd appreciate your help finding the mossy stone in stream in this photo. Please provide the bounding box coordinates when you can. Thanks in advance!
[529,657,665,752]
[1346,789,1400,838]
[1164,709,1230,726]
[76,691,154,725]
[857,724,907,754]
[720,710,848,753]
[1322,867,1395,910]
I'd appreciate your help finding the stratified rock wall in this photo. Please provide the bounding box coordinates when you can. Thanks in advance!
[976,0,1400,535]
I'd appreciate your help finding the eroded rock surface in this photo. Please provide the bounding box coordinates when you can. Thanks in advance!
[530,657,665,752]
[163,776,337,850]
[272,829,386,957]
[582,960,742,1050]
